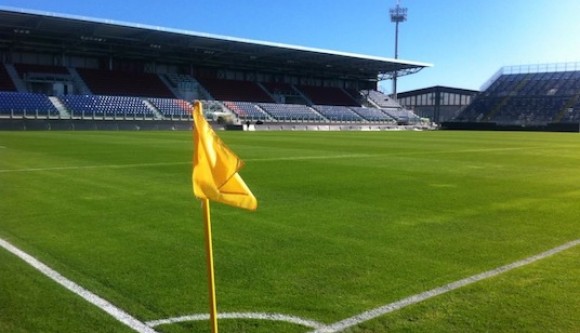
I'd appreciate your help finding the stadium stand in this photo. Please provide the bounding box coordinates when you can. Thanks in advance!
[223,101,269,121]
[76,68,174,98]
[350,107,395,122]
[14,63,69,76]
[196,78,274,103]
[456,64,580,125]
[362,90,401,108]
[258,103,325,121]
[60,95,154,119]
[147,98,192,119]
[0,65,17,91]
[262,82,297,96]
[382,108,421,123]
[0,9,436,130]
[313,105,363,122]
[296,85,359,106]
[261,82,309,104]
[0,91,59,117]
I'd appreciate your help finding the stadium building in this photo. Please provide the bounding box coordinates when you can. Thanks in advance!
[0,7,433,131]
[397,86,479,124]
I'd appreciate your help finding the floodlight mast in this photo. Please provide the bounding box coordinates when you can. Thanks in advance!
[390,0,407,101]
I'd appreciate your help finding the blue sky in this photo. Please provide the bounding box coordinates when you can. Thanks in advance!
[2,0,579,92]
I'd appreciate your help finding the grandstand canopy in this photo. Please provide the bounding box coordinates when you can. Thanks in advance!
[0,7,431,81]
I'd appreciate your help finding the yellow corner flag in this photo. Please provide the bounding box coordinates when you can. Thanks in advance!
[192,101,257,210]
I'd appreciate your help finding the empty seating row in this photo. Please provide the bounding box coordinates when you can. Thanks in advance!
[60,95,154,118]
[313,105,363,121]
[223,101,269,120]
[0,91,58,116]
[148,98,192,118]
[258,103,324,121]
[350,107,394,122]
[0,89,410,123]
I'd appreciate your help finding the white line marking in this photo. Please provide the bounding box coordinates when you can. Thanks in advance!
[2,235,577,332]
[309,239,580,333]
[0,237,159,333]
[0,154,369,173]
[0,161,191,173]
[146,312,325,329]
[246,154,373,162]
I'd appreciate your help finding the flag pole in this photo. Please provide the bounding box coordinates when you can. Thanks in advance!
[201,198,219,333]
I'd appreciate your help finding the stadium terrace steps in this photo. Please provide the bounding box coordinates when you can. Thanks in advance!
[383,108,421,123]
[164,74,213,101]
[223,101,270,121]
[4,64,26,92]
[362,90,401,108]
[48,96,70,118]
[67,68,92,95]
[555,93,580,123]
[457,69,580,125]
[483,74,531,121]
[313,105,363,122]
[0,64,17,92]
[350,107,395,122]
[147,98,192,120]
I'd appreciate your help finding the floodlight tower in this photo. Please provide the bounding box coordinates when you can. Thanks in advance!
[390,0,407,101]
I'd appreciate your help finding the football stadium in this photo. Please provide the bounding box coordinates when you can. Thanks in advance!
[1,4,579,333]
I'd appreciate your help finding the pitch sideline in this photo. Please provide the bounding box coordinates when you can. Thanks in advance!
[1,236,577,333]
[0,237,159,333]
[309,238,579,333]
[142,239,578,331]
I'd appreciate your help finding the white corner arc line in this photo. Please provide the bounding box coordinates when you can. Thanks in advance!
[146,312,326,329]
[309,239,580,333]
[0,238,159,333]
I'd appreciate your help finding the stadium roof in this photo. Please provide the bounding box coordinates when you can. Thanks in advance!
[398,85,480,97]
[0,7,431,81]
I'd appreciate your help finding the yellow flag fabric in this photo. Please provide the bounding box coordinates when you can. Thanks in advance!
[192,101,257,211]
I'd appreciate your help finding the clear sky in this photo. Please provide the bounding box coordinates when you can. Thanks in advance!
[2,0,579,92]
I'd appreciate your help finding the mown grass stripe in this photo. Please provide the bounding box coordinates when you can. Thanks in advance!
[0,237,159,333]
[0,154,371,173]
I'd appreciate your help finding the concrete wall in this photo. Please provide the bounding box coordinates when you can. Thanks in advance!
[0,119,192,131]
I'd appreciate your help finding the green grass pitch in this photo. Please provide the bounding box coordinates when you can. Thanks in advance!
[0,130,579,333]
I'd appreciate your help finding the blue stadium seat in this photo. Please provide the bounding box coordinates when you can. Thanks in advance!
[0,92,58,117]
